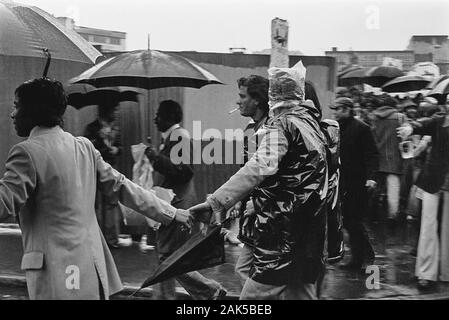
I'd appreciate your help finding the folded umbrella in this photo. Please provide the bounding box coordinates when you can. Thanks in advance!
[133,221,227,294]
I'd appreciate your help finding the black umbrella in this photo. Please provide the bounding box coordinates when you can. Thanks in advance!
[67,89,140,109]
[69,50,223,90]
[382,75,431,93]
[338,68,367,87]
[364,66,404,87]
[131,221,226,295]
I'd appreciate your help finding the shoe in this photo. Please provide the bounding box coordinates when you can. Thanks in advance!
[139,243,156,252]
[417,279,436,290]
[406,215,417,223]
[210,289,227,300]
[108,243,121,250]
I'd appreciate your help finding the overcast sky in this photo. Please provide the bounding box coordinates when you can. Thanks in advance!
[17,0,449,55]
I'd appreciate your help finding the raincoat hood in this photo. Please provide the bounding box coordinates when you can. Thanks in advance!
[373,105,397,119]
[268,61,307,116]
[267,61,322,122]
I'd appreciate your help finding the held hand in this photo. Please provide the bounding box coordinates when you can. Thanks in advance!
[188,202,212,224]
[242,199,255,218]
[174,209,193,232]
[365,179,377,190]
[397,124,413,140]
[228,202,242,219]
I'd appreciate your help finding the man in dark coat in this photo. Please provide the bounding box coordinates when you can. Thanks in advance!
[145,100,226,300]
[331,97,379,271]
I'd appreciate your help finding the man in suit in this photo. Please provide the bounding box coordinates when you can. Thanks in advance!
[145,100,226,300]
[0,78,193,300]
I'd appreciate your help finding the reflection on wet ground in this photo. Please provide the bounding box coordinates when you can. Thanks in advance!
[1,219,449,299]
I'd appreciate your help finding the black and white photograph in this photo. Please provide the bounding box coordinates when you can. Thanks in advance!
[0,0,449,306]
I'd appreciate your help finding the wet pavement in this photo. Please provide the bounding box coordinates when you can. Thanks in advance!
[1,219,449,300]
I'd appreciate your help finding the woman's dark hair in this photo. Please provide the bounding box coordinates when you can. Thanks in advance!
[158,99,183,123]
[15,78,67,127]
[237,75,269,114]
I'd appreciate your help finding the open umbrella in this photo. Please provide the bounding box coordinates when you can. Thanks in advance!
[427,77,449,104]
[0,1,102,66]
[338,67,367,87]
[132,222,226,294]
[364,66,404,87]
[67,89,140,109]
[426,74,449,89]
[0,1,103,175]
[337,65,363,78]
[69,50,223,90]
[382,75,431,93]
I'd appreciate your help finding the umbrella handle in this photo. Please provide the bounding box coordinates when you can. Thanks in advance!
[42,48,51,78]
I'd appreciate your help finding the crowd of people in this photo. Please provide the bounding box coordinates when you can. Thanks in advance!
[0,62,448,300]
[336,86,449,289]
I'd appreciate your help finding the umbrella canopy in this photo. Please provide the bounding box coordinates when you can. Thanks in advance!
[382,75,431,93]
[364,66,404,87]
[338,68,367,87]
[427,77,449,104]
[69,50,224,90]
[67,89,140,109]
[137,223,226,290]
[426,74,449,89]
[0,1,102,65]
[337,65,364,78]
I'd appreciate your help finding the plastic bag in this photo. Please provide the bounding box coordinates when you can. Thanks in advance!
[131,143,154,190]
[126,143,175,230]
[268,60,306,107]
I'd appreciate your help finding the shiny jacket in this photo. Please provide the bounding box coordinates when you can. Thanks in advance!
[208,100,328,285]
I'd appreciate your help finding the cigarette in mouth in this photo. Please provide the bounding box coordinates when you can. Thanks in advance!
[228,107,239,114]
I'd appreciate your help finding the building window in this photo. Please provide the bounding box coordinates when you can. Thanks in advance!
[92,35,108,44]
[109,37,121,45]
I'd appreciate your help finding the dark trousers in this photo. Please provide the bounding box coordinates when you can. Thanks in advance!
[342,186,375,264]
[327,199,344,258]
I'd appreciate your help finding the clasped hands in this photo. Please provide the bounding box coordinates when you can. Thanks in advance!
[176,199,255,234]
